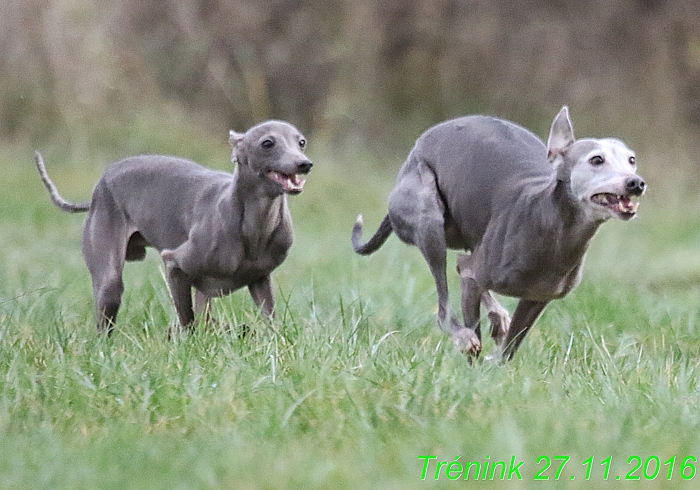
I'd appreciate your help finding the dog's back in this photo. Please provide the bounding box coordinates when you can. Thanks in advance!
[410,115,552,250]
[94,156,233,251]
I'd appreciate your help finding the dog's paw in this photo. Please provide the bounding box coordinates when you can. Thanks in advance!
[452,328,482,357]
[487,310,511,347]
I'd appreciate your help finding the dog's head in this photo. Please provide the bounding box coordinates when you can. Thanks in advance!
[229,121,312,195]
[547,106,645,222]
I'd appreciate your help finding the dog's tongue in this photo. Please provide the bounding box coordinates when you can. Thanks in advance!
[268,171,306,193]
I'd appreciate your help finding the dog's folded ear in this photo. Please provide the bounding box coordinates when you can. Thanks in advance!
[547,106,575,162]
[229,130,245,163]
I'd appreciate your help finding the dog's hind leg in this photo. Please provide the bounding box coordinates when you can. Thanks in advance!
[90,268,124,335]
[82,203,127,335]
[388,158,481,355]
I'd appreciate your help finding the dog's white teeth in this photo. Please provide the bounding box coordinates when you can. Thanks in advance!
[267,171,306,192]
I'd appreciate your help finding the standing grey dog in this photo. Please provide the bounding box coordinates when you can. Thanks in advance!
[36,121,312,334]
[352,107,645,360]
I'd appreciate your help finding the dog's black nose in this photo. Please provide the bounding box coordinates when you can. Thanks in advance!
[625,176,646,196]
[296,161,313,174]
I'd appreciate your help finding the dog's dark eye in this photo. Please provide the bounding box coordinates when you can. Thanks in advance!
[299,139,306,149]
[261,139,275,150]
[629,156,636,166]
[589,155,605,166]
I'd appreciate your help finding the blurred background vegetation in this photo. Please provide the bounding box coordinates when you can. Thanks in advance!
[1,0,700,172]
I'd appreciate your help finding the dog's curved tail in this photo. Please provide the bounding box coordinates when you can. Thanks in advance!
[352,214,393,255]
[34,151,91,213]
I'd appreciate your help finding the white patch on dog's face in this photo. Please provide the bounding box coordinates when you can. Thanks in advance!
[568,138,643,222]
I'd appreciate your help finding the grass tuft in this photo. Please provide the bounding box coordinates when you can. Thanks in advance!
[1,146,699,488]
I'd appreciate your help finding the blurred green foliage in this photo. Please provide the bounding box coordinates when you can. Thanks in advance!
[2,0,700,161]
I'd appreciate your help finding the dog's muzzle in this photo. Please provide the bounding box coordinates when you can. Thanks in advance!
[266,160,313,194]
[590,175,645,221]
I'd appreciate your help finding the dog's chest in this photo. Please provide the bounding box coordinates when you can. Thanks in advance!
[238,234,291,276]
[489,257,584,301]
[183,200,292,299]
[240,212,292,265]
[479,189,598,301]
[481,221,591,301]
[194,221,292,297]
[194,246,288,296]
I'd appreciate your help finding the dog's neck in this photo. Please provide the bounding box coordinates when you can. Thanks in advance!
[232,166,289,254]
[536,175,603,265]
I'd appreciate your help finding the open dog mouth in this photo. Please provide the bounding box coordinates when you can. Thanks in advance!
[266,170,307,194]
[591,193,639,219]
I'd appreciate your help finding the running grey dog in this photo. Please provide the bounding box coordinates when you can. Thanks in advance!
[35,121,312,334]
[352,107,645,360]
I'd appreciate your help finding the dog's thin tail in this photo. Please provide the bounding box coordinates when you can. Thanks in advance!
[34,151,90,213]
[352,214,393,255]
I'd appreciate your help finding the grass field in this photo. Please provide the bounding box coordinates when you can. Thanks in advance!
[1,138,700,489]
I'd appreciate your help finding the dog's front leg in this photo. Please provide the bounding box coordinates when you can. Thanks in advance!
[248,276,275,318]
[166,265,195,328]
[195,289,213,323]
[481,291,511,347]
[501,299,548,361]
[161,250,195,329]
